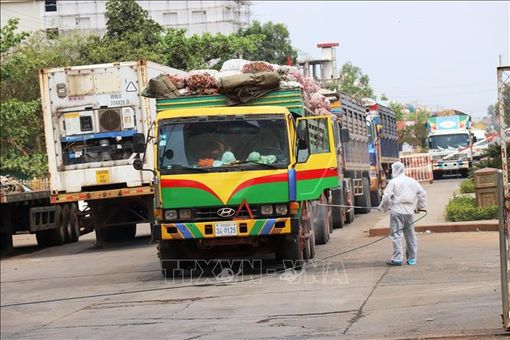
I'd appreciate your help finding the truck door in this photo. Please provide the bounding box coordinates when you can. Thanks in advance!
[294,115,339,201]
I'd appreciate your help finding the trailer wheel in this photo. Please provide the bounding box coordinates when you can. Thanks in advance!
[331,189,344,229]
[52,205,67,245]
[312,194,331,245]
[159,240,179,278]
[355,178,371,214]
[67,204,80,243]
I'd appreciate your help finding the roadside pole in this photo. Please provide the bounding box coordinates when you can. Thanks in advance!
[497,65,510,330]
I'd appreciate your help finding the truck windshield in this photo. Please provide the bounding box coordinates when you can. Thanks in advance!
[157,115,290,174]
[429,133,469,150]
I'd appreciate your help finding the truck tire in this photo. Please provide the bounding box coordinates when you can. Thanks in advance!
[312,194,331,245]
[280,234,304,270]
[67,204,80,243]
[1,210,13,255]
[355,178,371,214]
[36,230,53,247]
[433,171,443,180]
[370,187,382,207]
[331,189,345,229]
[159,240,179,278]
[345,179,355,224]
[102,224,137,242]
[52,205,67,245]
[0,232,13,255]
[302,202,315,260]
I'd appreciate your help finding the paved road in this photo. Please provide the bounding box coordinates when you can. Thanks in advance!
[1,179,506,339]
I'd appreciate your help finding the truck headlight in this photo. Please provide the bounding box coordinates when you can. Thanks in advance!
[179,209,192,219]
[164,209,178,221]
[261,205,273,215]
[275,205,288,215]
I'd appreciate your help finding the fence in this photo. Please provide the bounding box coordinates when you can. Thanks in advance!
[399,152,434,184]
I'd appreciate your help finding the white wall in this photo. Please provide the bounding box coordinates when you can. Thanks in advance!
[1,0,44,31]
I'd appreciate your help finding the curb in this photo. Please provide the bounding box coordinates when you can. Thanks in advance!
[368,220,498,237]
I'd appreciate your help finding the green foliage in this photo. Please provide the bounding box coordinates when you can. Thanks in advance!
[105,0,162,45]
[159,28,261,71]
[445,195,497,222]
[338,62,374,99]
[459,178,475,193]
[238,21,297,65]
[0,99,47,177]
[472,142,510,177]
[0,18,29,54]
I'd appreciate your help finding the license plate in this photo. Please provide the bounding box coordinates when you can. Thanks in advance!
[96,170,110,184]
[215,222,237,237]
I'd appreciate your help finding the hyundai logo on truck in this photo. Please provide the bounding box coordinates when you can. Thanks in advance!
[217,207,235,217]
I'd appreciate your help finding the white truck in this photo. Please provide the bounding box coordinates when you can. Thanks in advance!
[39,60,184,247]
[427,114,474,179]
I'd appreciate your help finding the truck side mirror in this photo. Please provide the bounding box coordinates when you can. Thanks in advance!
[340,128,350,143]
[132,133,146,154]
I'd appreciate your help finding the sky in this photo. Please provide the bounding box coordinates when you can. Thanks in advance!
[251,1,509,118]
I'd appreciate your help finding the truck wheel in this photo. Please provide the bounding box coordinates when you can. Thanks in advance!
[103,224,137,242]
[345,179,355,224]
[0,232,13,255]
[36,230,53,247]
[370,188,382,207]
[280,234,304,270]
[67,204,80,243]
[355,178,371,214]
[312,194,331,245]
[1,210,14,255]
[331,189,344,229]
[433,171,443,180]
[460,169,469,178]
[302,202,315,260]
[51,205,67,245]
[159,240,179,278]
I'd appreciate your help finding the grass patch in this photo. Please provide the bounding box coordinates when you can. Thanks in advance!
[445,195,497,222]
[459,178,475,194]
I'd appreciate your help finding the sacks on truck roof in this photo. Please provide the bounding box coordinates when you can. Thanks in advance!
[141,74,180,99]
[220,59,250,72]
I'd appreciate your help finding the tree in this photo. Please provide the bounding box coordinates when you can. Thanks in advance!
[0,99,47,177]
[238,21,297,64]
[338,62,374,99]
[0,18,28,54]
[105,0,162,45]
[159,29,261,71]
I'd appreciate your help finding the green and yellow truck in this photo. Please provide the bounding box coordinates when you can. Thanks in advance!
[133,90,348,275]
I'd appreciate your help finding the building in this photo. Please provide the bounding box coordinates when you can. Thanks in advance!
[1,0,251,36]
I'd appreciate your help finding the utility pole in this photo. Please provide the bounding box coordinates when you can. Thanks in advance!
[497,65,510,331]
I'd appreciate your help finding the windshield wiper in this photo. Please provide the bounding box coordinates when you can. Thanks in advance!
[228,161,281,169]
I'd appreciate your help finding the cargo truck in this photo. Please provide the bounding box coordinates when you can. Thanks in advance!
[427,114,473,179]
[133,89,345,274]
[38,60,184,247]
[328,92,371,225]
[365,102,399,206]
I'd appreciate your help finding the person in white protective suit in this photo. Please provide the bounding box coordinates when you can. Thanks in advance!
[378,162,427,266]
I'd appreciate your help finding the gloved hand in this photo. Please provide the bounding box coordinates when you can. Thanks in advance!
[414,208,421,214]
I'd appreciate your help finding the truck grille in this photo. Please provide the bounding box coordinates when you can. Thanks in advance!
[193,206,261,221]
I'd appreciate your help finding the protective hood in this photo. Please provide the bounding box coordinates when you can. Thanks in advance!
[392,162,405,177]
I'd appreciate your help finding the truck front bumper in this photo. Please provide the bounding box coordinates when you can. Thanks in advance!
[433,161,470,172]
[153,217,296,240]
